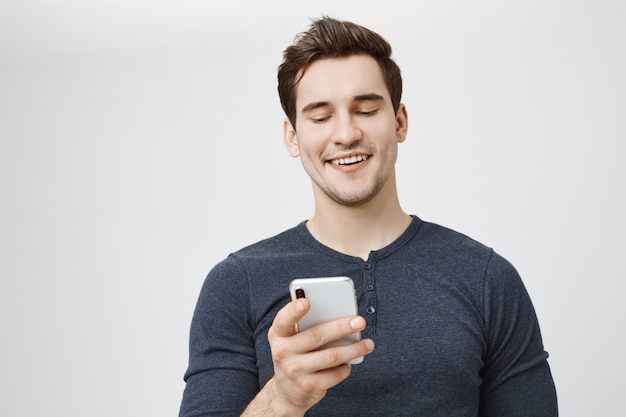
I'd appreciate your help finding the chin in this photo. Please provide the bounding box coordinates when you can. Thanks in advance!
[328,190,379,207]
[319,176,388,207]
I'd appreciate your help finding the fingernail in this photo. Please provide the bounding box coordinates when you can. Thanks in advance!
[295,300,305,313]
[350,317,364,330]
[365,339,375,351]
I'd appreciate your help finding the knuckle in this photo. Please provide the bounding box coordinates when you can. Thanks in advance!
[325,348,341,365]
[297,376,324,397]
[271,341,289,362]
[307,327,325,346]
[298,377,319,394]
[283,362,304,380]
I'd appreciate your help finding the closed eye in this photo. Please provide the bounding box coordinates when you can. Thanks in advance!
[311,115,331,123]
[357,109,379,117]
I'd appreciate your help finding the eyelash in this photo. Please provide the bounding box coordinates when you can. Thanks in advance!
[311,109,378,123]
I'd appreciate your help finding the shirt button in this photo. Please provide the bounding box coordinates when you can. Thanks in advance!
[363,262,371,270]
[366,306,376,314]
[366,284,374,291]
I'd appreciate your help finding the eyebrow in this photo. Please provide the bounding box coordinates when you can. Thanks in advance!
[353,93,385,103]
[300,93,385,114]
[301,101,330,113]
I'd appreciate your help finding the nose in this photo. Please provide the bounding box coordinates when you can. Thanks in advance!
[331,113,362,146]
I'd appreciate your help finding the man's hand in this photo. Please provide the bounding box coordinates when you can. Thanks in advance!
[242,298,374,417]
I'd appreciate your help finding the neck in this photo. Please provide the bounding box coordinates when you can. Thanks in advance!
[307,182,411,260]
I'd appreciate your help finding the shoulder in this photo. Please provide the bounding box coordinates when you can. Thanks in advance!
[204,222,308,286]
[230,223,304,261]
[414,219,495,264]
[410,218,520,288]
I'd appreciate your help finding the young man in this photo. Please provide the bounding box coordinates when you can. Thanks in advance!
[180,17,558,417]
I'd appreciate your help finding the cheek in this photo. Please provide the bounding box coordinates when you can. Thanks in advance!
[295,131,326,156]
[379,131,401,162]
[368,118,397,139]
[297,142,322,170]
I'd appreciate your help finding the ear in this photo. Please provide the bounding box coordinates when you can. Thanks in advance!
[283,118,300,158]
[395,103,408,143]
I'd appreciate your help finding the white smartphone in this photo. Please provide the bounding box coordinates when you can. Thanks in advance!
[289,276,363,364]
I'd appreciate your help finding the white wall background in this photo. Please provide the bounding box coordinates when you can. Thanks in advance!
[1,0,624,415]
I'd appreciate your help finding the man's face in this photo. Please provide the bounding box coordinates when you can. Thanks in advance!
[284,54,407,207]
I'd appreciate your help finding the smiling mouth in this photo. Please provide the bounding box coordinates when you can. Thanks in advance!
[329,154,370,165]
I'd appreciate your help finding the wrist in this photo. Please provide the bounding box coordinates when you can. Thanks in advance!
[266,378,306,417]
[241,378,306,417]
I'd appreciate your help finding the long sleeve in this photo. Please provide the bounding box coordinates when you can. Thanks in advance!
[478,252,558,416]
[179,257,259,417]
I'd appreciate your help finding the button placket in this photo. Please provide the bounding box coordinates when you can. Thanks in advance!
[361,259,377,333]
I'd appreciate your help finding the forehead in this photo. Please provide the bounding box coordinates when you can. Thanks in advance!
[295,55,390,111]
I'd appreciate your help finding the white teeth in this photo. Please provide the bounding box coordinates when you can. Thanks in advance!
[331,155,368,165]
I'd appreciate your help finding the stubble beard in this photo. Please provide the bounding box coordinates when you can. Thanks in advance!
[320,171,389,208]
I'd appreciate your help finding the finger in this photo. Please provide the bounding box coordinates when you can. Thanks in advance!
[295,315,367,351]
[296,362,353,394]
[291,338,375,392]
[270,298,310,338]
[306,338,375,369]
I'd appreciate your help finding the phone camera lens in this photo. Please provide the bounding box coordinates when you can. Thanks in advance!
[295,288,305,299]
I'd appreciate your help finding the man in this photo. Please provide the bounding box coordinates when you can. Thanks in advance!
[180,17,558,417]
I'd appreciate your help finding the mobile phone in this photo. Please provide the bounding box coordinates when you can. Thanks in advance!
[289,276,363,364]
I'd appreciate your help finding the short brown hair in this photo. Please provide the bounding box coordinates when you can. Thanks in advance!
[277,16,403,127]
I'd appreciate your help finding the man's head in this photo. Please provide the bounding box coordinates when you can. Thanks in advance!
[278,17,402,127]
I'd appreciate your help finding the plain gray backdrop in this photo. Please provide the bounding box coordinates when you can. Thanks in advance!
[1,0,624,416]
